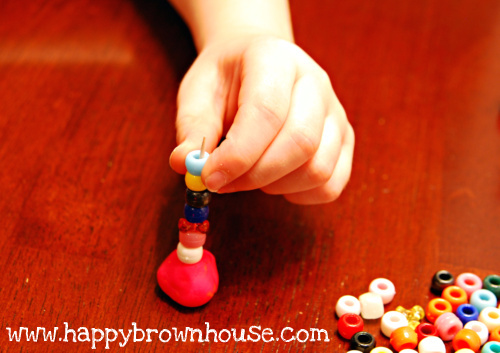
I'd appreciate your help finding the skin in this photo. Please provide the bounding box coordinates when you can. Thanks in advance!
[168,0,354,205]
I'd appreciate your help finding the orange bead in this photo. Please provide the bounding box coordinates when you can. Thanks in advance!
[390,326,418,351]
[452,328,481,352]
[442,286,468,312]
[490,326,500,342]
[426,298,453,323]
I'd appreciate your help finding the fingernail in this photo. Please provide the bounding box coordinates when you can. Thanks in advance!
[205,171,227,192]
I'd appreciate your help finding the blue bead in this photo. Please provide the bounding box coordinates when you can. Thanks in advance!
[184,204,209,223]
[470,289,498,313]
[482,341,500,353]
[456,304,479,324]
[185,150,209,176]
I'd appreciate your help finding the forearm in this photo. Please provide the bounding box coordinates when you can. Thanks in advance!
[168,0,294,51]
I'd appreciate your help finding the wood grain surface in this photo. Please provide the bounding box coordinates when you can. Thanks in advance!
[0,0,499,352]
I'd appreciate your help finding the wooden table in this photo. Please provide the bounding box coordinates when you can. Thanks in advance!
[1,0,499,351]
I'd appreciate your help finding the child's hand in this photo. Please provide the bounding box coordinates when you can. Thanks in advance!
[169,35,354,205]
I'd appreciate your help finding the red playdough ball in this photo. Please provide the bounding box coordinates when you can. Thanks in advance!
[157,249,218,307]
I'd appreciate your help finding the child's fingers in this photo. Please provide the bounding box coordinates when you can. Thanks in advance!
[217,73,327,192]
[283,124,354,204]
[169,59,224,174]
[201,44,296,192]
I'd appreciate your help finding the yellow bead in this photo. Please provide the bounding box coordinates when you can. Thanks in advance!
[408,320,420,330]
[411,305,425,321]
[185,172,206,191]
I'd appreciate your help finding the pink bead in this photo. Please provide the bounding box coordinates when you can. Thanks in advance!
[456,273,482,298]
[434,312,463,341]
[179,230,206,248]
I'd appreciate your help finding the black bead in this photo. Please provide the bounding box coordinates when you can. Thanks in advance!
[431,270,455,295]
[350,331,375,353]
[185,189,211,208]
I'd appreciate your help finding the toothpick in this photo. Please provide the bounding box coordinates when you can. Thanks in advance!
[199,137,206,159]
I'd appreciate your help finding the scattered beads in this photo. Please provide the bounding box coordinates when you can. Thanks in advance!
[452,328,481,352]
[390,326,418,351]
[470,289,498,313]
[456,304,480,325]
[483,275,500,300]
[380,311,408,337]
[369,278,396,304]
[456,273,483,298]
[336,295,361,317]
[359,292,384,319]
[431,270,455,295]
[464,321,489,346]
[338,313,364,340]
[434,312,463,341]
[350,331,376,353]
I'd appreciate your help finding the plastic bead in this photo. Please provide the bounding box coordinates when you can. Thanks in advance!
[478,307,500,332]
[396,305,424,330]
[346,351,363,353]
[179,230,206,248]
[185,172,206,192]
[490,326,500,342]
[338,313,364,340]
[185,189,211,208]
[184,204,209,223]
[399,350,418,353]
[456,273,483,298]
[452,328,482,352]
[471,289,498,313]
[434,312,463,341]
[481,342,500,353]
[455,349,477,353]
[359,292,384,319]
[431,270,455,295]
[185,150,209,176]
[464,321,489,346]
[457,304,480,325]
[350,331,376,353]
[370,348,391,353]
[484,275,500,300]
[369,278,396,304]
[442,285,468,312]
[336,295,362,317]
[176,242,203,264]
[418,336,446,353]
[415,323,438,342]
[426,298,453,323]
[381,311,408,337]
[390,326,418,351]
[178,218,209,233]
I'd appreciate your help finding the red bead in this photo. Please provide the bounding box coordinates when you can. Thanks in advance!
[338,313,364,340]
[179,230,206,248]
[178,218,209,233]
[390,326,418,351]
[415,322,438,342]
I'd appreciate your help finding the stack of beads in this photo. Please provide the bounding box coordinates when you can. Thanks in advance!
[157,147,219,307]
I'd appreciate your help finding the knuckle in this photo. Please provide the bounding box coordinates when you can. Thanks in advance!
[307,162,333,186]
[289,128,320,159]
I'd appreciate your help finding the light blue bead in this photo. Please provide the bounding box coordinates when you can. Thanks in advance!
[185,150,209,176]
[470,289,498,313]
[481,341,500,353]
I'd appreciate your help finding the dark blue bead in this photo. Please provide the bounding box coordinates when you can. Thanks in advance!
[184,204,209,223]
[455,304,479,324]
[431,270,455,295]
[350,331,376,353]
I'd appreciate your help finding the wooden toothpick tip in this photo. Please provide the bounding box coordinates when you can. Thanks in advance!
[199,137,206,159]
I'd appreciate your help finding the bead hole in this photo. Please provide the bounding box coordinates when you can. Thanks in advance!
[479,293,489,301]
[490,277,500,286]
[357,334,372,344]
[447,326,459,337]
[435,303,446,311]
[463,307,474,315]
[421,326,433,334]
[450,290,461,298]
[488,311,499,319]
[455,339,468,350]
[465,278,475,286]
[438,272,452,281]
[490,343,500,353]
[378,283,388,290]
[345,300,354,306]
[346,316,359,325]
[390,316,400,322]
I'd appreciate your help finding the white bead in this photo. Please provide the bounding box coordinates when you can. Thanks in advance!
[346,351,363,353]
[369,278,396,304]
[418,336,446,353]
[464,320,489,346]
[399,350,418,353]
[176,242,203,264]
[336,295,361,317]
[454,349,475,353]
[380,311,408,337]
[370,348,392,353]
[359,292,384,319]
[478,306,500,331]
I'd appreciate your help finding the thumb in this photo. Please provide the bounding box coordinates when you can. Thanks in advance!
[169,60,224,175]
